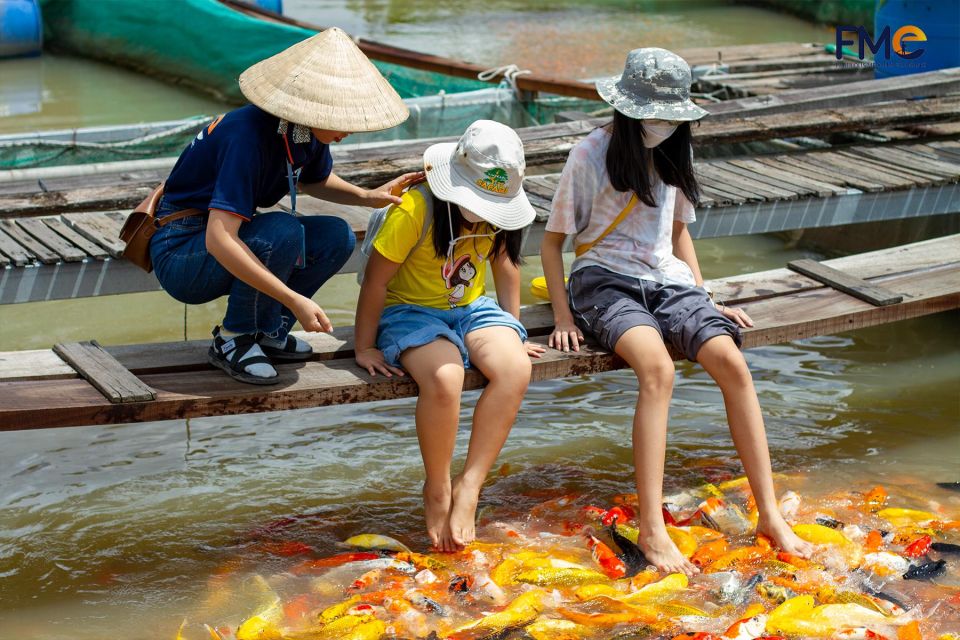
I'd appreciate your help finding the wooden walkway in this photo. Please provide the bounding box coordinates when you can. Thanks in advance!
[692,42,875,99]
[1,136,958,304]
[1,234,957,430]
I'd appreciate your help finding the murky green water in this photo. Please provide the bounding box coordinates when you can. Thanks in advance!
[0,2,957,638]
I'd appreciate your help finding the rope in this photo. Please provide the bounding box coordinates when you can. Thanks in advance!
[477,64,532,99]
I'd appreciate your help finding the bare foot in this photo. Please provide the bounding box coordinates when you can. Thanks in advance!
[759,512,815,558]
[448,473,483,549]
[637,527,699,576]
[423,480,455,553]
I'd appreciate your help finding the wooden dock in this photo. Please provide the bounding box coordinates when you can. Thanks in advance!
[1,134,958,304]
[1,234,957,430]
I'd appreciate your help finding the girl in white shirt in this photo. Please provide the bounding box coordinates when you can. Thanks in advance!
[541,48,814,576]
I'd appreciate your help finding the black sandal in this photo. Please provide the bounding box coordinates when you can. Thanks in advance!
[208,326,280,385]
[258,334,314,362]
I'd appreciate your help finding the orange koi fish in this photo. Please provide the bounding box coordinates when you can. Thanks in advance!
[585,533,627,579]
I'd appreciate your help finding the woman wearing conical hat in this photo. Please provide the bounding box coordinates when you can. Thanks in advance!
[150,28,421,385]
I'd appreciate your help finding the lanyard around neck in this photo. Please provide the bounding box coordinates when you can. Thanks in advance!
[282,132,297,215]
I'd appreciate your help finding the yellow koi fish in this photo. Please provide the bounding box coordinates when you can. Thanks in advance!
[516,567,610,588]
[343,534,411,553]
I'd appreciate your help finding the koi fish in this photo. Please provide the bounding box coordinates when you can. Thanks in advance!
[607,520,649,577]
[584,533,627,579]
[235,598,283,640]
[343,534,411,553]
[903,559,947,581]
[452,589,546,636]
[863,486,888,511]
[816,586,889,615]
[525,617,591,640]
[723,613,768,640]
[316,613,386,640]
[902,535,932,558]
[757,580,795,604]
[699,498,752,535]
[290,552,382,574]
[515,566,610,588]
[931,541,960,554]
[620,573,689,604]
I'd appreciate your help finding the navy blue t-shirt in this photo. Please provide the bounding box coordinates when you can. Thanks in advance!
[163,105,333,221]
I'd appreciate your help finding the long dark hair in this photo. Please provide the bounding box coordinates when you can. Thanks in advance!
[430,194,523,266]
[605,110,701,207]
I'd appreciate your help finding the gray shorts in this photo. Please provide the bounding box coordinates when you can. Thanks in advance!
[568,266,743,362]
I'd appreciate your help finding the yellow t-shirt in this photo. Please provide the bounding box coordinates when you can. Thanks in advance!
[373,188,495,309]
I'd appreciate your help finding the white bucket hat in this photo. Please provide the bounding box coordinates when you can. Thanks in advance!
[423,120,536,231]
[239,28,409,132]
[597,47,709,121]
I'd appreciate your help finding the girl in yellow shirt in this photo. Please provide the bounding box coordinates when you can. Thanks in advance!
[354,120,543,552]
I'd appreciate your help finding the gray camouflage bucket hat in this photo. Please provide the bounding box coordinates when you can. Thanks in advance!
[597,47,709,121]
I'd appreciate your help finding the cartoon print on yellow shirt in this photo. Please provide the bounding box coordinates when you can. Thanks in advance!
[442,254,478,306]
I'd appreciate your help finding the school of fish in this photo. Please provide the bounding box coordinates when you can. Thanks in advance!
[175,479,960,640]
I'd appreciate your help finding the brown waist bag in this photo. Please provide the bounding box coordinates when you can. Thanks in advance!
[119,182,203,273]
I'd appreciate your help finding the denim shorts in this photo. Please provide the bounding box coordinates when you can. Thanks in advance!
[377,295,528,368]
[568,266,742,362]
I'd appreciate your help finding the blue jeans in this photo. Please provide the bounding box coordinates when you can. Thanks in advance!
[150,198,355,339]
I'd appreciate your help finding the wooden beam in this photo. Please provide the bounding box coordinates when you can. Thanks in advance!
[2,263,955,430]
[705,67,960,119]
[51,341,156,403]
[219,0,601,101]
[787,259,904,306]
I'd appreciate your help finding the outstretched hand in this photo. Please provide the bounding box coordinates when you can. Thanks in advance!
[290,295,333,333]
[718,303,754,328]
[525,341,547,359]
[549,320,584,352]
[366,171,427,208]
[356,347,405,378]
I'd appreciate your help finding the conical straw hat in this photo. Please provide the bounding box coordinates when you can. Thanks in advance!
[239,28,409,132]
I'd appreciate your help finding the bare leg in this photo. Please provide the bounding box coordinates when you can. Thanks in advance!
[400,339,465,553]
[695,335,814,557]
[614,326,699,576]
[450,326,531,546]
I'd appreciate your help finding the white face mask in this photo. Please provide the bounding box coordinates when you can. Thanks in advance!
[461,208,484,224]
[642,120,679,148]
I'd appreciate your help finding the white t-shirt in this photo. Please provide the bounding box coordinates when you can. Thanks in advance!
[545,127,697,287]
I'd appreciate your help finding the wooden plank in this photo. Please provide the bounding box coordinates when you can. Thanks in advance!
[3,262,955,430]
[905,143,960,164]
[52,340,156,403]
[694,164,773,201]
[726,158,844,197]
[42,217,110,259]
[708,161,806,199]
[0,349,75,381]
[0,226,33,266]
[859,146,960,178]
[17,217,87,262]
[0,220,59,264]
[830,150,938,187]
[4,234,934,380]
[808,152,913,189]
[787,258,904,306]
[766,154,885,192]
[4,96,959,217]
[697,183,743,206]
[706,67,960,118]
[61,212,127,258]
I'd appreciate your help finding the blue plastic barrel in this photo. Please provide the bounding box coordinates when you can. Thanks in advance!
[0,0,42,59]
[251,0,283,15]
[874,0,960,78]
